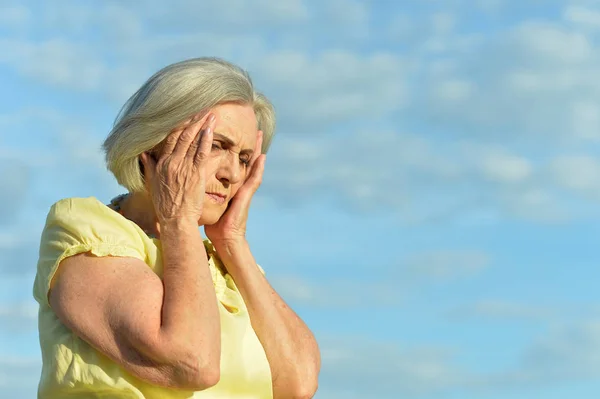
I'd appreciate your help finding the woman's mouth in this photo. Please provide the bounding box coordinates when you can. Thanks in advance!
[206,192,226,204]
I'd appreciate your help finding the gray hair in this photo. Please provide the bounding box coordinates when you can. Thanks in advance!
[102,57,276,193]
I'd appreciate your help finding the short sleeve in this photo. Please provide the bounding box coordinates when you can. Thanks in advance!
[33,197,147,307]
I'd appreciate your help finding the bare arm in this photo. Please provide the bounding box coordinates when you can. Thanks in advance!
[214,239,321,399]
[50,222,219,390]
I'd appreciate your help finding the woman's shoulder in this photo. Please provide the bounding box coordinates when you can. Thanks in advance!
[39,195,148,260]
[49,196,110,213]
[48,196,121,222]
[44,196,140,238]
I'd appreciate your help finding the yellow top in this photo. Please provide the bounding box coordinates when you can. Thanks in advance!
[33,197,273,399]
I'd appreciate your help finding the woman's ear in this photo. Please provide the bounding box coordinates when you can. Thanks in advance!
[138,156,145,177]
[139,151,159,177]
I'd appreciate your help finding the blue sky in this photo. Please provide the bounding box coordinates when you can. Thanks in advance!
[1,0,600,398]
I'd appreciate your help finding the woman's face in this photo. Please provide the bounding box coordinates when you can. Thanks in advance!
[196,103,259,225]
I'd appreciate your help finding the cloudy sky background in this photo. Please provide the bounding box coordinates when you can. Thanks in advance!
[1,0,600,397]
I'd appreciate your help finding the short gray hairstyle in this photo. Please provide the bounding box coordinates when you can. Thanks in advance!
[102,57,276,193]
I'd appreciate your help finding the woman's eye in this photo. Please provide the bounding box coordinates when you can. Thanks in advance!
[211,142,222,150]
[240,156,251,166]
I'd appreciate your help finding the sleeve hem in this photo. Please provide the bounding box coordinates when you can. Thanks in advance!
[45,242,145,307]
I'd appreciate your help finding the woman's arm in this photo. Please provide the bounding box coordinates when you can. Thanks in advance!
[50,221,220,390]
[213,238,321,399]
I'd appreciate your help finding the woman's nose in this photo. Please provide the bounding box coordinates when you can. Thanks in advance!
[216,153,242,185]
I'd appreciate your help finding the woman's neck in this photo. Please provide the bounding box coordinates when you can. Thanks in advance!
[120,192,161,239]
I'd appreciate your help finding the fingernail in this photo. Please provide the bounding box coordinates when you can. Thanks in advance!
[208,114,216,123]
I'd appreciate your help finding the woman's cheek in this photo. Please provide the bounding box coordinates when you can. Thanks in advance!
[229,185,240,199]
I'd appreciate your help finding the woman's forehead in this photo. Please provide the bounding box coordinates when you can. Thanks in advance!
[212,104,258,147]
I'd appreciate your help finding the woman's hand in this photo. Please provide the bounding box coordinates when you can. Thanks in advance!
[140,113,216,225]
[205,130,265,244]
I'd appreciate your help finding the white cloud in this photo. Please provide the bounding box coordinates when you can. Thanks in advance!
[564,5,600,30]
[388,12,415,40]
[551,154,600,198]
[514,22,592,64]
[0,38,107,91]
[262,131,576,223]
[40,3,102,35]
[0,4,269,100]
[144,0,310,29]
[411,16,600,142]
[570,100,600,139]
[0,231,41,275]
[476,0,504,13]
[0,300,37,331]
[0,356,40,397]
[0,5,31,30]
[0,110,122,278]
[0,231,32,251]
[404,250,490,280]
[433,79,474,102]
[252,49,412,125]
[0,109,110,175]
[478,150,533,183]
[20,0,308,36]
[449,300,557,321]
[317,335,466,398]
[500,186,571,223]
[431,12,457,35]
[517,320,600,382]
[271,274,402,308]
[317,320,600,397]
[320,0,370,39]
[0,1,401,125]
[262,130,450,213]
[0,161,30,226]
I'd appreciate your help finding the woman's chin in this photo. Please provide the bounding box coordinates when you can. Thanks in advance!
[198,208,225,227]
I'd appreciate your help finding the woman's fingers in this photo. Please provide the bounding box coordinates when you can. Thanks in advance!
[184,128,202,161]
[160,128,185,157]
[172,116,207,158]
[252,130,264,164]
[242,130,263,181]
[244,154,266,195]
[160,112,202,156]
[231,154,265,213]
[194,115,215,166]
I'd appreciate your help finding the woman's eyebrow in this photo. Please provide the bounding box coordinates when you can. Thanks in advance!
[213,132,254,154]
[213,132,235,147]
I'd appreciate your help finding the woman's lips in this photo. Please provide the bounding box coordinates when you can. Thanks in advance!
[206,192,226,204]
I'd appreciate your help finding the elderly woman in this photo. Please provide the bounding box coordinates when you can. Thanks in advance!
[32,58,320,399]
